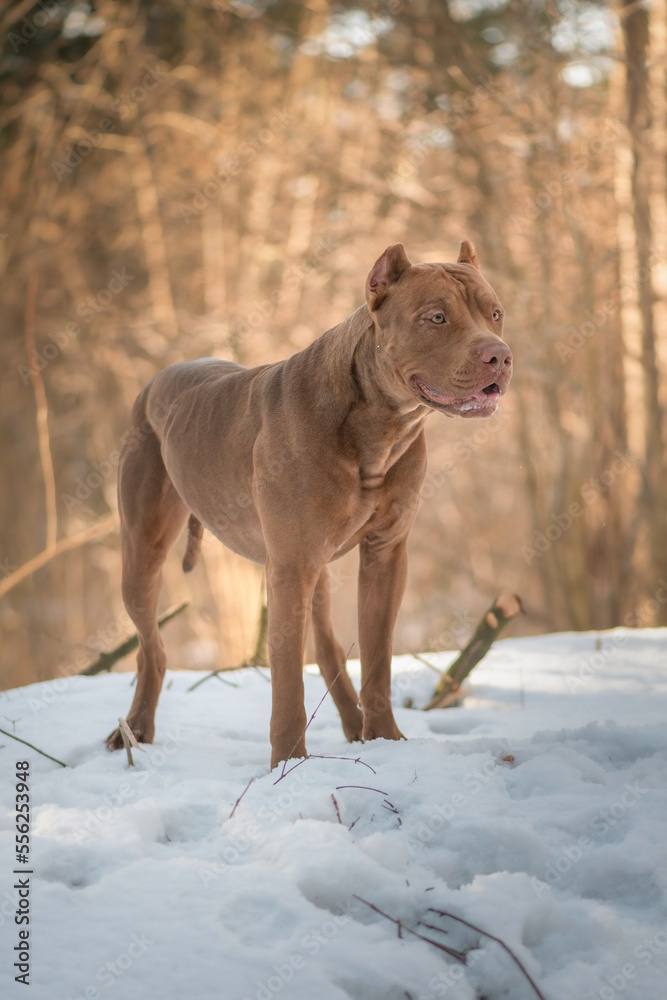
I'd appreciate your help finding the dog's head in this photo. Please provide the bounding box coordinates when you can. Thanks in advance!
[365,242,512,418]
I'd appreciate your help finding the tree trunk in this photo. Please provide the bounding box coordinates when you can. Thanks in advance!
[622,0,667,620]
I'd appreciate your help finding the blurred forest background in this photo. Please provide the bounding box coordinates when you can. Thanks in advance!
[2,0,667,692]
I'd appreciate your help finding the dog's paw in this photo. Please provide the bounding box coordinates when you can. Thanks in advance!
[270,741,308,771]
[105,728,124,751]
[342,708,365,743]
[361,720,405,743]
[344,728,364,743]
[105,721,153,751]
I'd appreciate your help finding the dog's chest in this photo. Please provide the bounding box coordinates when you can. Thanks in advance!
[352,410,426,490]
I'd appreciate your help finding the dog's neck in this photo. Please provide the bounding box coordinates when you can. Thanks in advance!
[348,324,428,486]
[289,304,429,487]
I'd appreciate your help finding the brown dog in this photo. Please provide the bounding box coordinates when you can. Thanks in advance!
[107,242,511,768]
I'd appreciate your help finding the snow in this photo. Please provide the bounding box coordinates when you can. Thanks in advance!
[1,628,666,1000]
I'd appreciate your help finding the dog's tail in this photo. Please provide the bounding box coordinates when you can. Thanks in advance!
[182,514,203,572]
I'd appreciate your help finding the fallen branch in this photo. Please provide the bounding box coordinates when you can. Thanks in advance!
[117,716,144,767]
[0,514,117,601]
[424,591,522,710]
[353,896,547,1000]
[230,777,254,818]
[186,600,268,691]
[352,896,467,963]
[410,652,444,674]
[186,670,238,692]
[80,601,189,675]
[427,908,548,1000]
[381,798,401,825]
[335,785,388,795]
[273,753,376,785]
[0,727,69,768]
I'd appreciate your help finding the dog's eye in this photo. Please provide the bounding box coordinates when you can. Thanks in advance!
[492,309,502,322]
[431,313,446,324]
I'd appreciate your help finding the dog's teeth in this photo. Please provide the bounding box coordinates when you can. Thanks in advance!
[459,398,496,412]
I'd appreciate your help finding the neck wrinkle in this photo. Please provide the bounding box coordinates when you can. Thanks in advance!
[352,313,427,419]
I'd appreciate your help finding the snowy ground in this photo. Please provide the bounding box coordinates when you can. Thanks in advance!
[1,628,666,1000]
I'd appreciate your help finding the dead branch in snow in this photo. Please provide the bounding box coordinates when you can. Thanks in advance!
[186,601,268,691]
[117,716,145,767]
[0,727,69,767]
[427,907,547,1000]
[230,777,255,819]
[352,896,466,962]
[80,601,189,676]
[424,591,522,710]
[352,895,548,1000]
[273,753,376,785]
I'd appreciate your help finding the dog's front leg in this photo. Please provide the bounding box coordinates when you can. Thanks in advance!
[266,561,319,769]
[357,535,408,743]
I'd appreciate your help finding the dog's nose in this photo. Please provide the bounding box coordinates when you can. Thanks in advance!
[478,341,512,370]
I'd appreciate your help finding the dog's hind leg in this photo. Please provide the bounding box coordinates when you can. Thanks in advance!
[106,410,189,750]
[311,566,364,742]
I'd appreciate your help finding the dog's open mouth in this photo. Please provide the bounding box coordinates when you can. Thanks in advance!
[413,377,502,416]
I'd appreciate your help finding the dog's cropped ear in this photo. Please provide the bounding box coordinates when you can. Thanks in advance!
[457,240,479,270]
[366,243,412,311]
